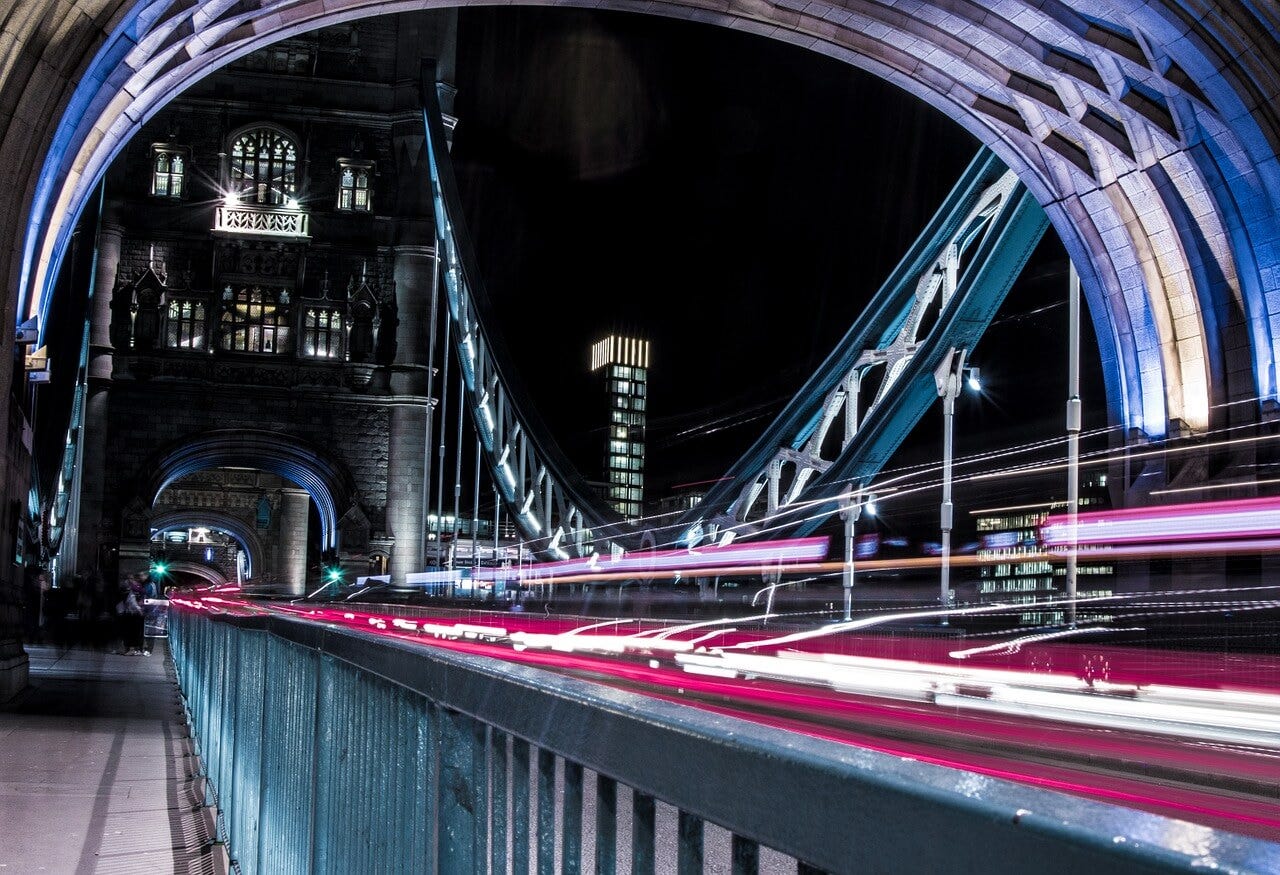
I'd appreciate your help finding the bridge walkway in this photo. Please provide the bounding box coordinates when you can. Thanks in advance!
[0,645,226,874]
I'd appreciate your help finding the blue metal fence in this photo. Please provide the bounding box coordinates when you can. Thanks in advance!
[170,609,1280,874]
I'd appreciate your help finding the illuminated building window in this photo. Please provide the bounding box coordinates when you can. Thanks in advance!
[229,126,299,206]
[337,159,374,212]
[164,298,206,349]
[220,285,290,354]
[151,146,189,199]
[302,306,344,359]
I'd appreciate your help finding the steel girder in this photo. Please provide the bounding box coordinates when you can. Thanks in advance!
[421,71,626,559]
[424,68,1046,556]
[677,150,1049,546]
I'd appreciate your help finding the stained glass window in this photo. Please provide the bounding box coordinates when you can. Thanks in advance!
[302,306,344,359]
[220,286,290,354]
[151,148,188,199]
[337,160,373,212]
[229,128,299,206]
[165,299,206,349]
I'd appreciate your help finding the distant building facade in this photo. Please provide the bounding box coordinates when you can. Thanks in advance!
[590,335,649,520]
[973,472,1114,625]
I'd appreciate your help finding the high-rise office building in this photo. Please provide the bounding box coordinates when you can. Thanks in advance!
[590,335,649,519]
[973,472,1114,625]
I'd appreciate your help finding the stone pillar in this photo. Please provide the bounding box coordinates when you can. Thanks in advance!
[385,243,435,583]
[0,415,29,698]
[387,405,428,584]
[278,488,310,596]
[76,221,122,574]
[0,246,28,697]
[390,244,435,396]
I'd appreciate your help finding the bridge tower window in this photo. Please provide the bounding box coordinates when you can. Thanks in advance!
[302,306,345,359]
[151,146,189,199]
[229,127,299,206]
[220,285,290,354]
[337,160,373,212]
[165,298,207,350]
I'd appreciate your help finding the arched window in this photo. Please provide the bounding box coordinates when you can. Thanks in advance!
[220,285,291,354]
[229,127,299,206]
[151,146,189,199]
[337,159,373,212]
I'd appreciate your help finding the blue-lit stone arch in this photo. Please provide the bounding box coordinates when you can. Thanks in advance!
[149,509,265,580]
[162,560,229,587]
[6,1,1280,447]
[134,430,358,550]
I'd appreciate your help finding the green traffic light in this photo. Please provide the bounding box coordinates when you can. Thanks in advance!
[152,562,168,576]
[326,567,343,582]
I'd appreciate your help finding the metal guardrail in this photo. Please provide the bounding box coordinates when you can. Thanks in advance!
[170,609,1280,874]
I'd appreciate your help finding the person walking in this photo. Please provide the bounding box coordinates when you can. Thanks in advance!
[118,577,145,655]
[141,573,161,655]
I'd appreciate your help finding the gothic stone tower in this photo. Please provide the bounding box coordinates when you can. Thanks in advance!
[75,11,458,593]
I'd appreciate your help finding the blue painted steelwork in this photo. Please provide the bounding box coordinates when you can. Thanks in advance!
[422,74,1046,551]
[170,608,1280,874]
[679,152,1049,543]
[421,67,625,558]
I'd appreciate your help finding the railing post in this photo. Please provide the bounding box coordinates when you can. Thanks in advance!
[437,709,478,871]
[562,760,583,874]
[595,775,617,875]
[731,835,760,875]
[536,749,556,875]
[490,730,509,875]
[678,811,704,875]
[512,738,531,875]
[632,792,656,875]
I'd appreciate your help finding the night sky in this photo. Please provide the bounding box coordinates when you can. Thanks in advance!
[449,7,1105,524]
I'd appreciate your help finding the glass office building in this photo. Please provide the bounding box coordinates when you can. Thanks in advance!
[590,336,649,519]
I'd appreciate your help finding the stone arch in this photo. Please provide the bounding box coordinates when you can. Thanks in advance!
[133,429,360,550]
[149,509,265,580]
[163,560,229,587]
[5,2,1280,443]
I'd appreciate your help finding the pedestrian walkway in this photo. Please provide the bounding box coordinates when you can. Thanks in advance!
[0,646,227,874]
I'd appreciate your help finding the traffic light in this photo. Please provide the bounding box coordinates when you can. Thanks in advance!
[321,550,343,586]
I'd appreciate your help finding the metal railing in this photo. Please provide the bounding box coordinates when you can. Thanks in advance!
[170,609,1280,874]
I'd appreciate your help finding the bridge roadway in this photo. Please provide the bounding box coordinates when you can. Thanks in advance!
[180,591,1280,845]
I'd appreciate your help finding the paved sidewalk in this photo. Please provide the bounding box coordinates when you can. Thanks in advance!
[0,646,224,874]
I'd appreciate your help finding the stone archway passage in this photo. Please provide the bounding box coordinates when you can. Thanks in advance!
[3,2,1279,446]
[150,509,265,580]
[163,559,229,587]
[136,430,358,550]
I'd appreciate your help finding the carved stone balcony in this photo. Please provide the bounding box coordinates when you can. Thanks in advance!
[213,203,309,239]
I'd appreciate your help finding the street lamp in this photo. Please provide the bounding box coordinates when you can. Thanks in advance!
[841,489,877,621]
[934,348,980,623]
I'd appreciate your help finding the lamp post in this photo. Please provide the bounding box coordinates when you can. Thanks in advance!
[1065,262,1082,627]
[934,348,980,624]
[841,490,877,621]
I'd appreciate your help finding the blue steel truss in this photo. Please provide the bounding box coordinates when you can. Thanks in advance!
[421,72,1047,557]
[422,70,627,560]
[677,151,1049,544]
